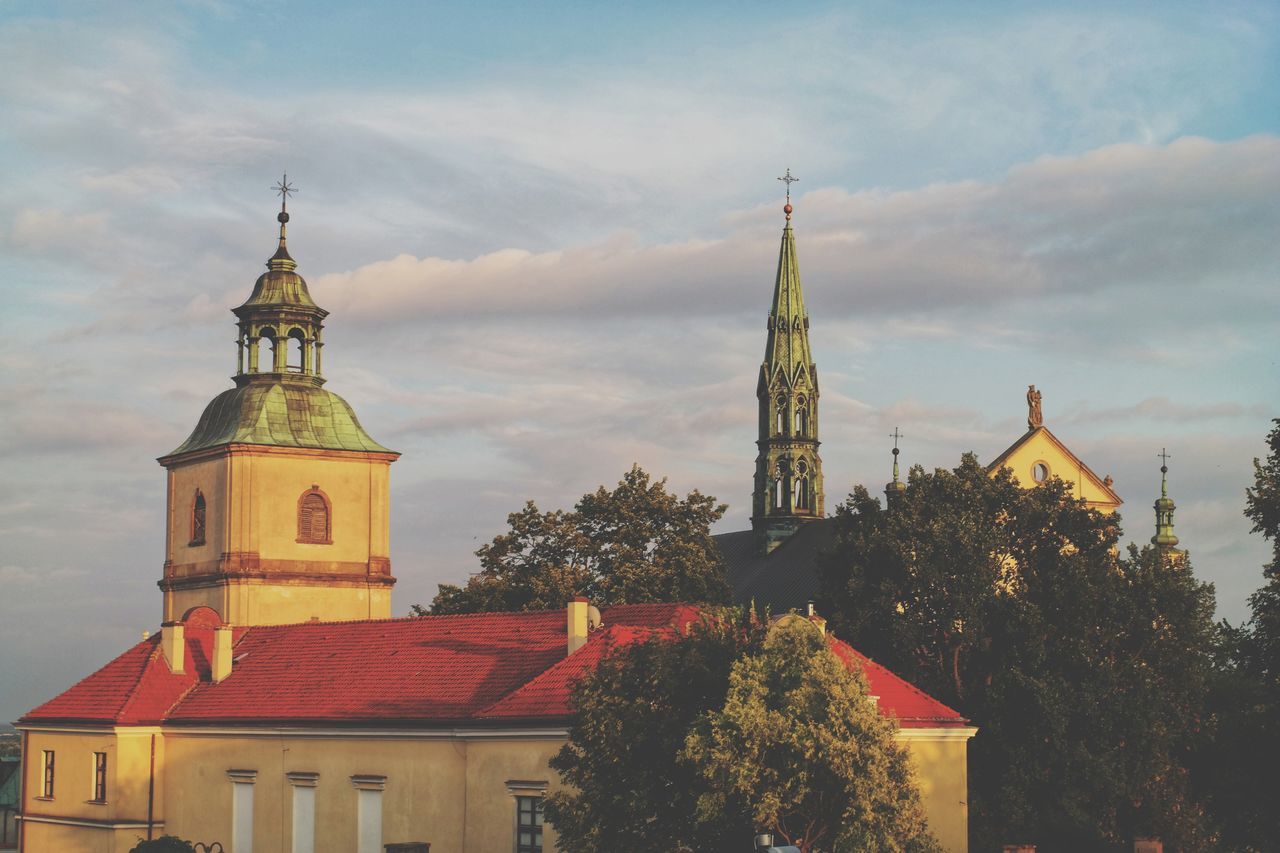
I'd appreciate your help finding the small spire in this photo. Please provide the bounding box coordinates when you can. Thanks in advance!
[268,173,298,270]
[778,167,798,223]
[1152,447,1180,551]
[885,427,907,504]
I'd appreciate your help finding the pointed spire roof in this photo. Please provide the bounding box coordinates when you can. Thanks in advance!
[763,192,813,384]
[236,173,322,313]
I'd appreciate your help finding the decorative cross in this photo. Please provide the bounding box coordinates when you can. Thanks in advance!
[1158,447,1171,469]
[272,173,297,211]
[890,427,903,449]
[777,167,798,202]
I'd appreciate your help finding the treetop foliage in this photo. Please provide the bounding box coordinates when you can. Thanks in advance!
[422,465,731,614]
[683,618,938,853]
[546,609,936,853]
[818,453,1218,851]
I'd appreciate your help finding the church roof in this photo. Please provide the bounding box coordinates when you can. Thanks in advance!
[162,380,395,459]
[987,425,1122,507]
[717,519,835,613]
[19,602,965,729]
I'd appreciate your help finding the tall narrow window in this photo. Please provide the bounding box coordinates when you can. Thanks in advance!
[775,394,787,436]
[297,487,331,544]
[795,477,810,510]
[191,490,206,546]
[228,769,257,853]
[516,795,544,853]
[795,397,808,436]
[92,752,107,802]
[41,751,54,798]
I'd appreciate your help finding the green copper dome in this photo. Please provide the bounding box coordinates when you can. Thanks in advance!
[165,380,394,458]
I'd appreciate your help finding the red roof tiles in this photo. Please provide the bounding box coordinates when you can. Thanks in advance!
[20,603,965,729]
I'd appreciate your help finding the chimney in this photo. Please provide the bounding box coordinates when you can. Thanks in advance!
[567,597,590,655]
[211,626,233,683]
[160,621,185,674]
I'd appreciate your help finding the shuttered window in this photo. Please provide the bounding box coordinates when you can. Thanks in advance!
[297,489,331,544]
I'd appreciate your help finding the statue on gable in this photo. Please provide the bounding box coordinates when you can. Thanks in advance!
[1027,385,1043,429]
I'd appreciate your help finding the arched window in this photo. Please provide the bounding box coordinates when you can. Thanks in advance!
[795,397,807,436]
[190,490,206,546]
[775,395,786,435]
[795,476,809,510]
[773,477,784,510]
[297,486,332,544]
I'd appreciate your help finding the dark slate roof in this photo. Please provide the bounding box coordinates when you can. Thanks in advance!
[716,519,837,613]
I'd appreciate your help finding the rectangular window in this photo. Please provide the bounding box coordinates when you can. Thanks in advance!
[41,751,55,798]
[92,752,107,802]
[515,795,543,853]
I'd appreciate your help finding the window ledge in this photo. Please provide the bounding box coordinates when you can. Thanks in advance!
[296,538,333,545]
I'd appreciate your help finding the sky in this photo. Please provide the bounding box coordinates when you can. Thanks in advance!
[1,0,1278,725]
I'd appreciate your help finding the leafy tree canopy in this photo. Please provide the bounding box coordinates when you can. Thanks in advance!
[683,617,938,853]
[547,609,762,853]
[818,454,1217,851]
[1199,419,1280,850]
[421,465,731,614]
[546,610,936,853]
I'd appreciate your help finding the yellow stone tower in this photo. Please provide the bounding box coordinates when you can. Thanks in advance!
[157,177,399,626]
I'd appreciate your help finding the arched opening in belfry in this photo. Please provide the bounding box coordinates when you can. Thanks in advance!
[795,397,807,436]
[774,477,785,510]
[775,395,787,436]
[795,460,810,510]
[256,328,277,373]
[287,329,306,373]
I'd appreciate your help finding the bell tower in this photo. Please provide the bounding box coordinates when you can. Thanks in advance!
[157,177,399,626]
[752,171,824,553]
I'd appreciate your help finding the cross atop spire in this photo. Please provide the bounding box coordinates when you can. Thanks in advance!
[777,168,798,222]
[886,427,907,503]
[269,173,297,261]
[273,173,297,212]
[777,167,799,201]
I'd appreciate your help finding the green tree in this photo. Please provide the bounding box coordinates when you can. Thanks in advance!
[546,609,764,852]
[1199,419,1280,850]
[683,618,938,853]
[422,465,731,614]
[818,454,1217,850]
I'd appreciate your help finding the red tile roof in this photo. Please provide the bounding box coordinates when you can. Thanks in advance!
[20,603,966,729]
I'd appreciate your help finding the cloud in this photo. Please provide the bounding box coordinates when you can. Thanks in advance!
[308,136,1280,342]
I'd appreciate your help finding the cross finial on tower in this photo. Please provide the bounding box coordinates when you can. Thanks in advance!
[777,168,798,221]
[273,173,297,213]
[1158,447,1171,470]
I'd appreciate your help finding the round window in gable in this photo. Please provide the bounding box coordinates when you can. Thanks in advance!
[1032,462,1050,483]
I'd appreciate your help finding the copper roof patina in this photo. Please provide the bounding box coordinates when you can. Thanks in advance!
[166,380,394,457]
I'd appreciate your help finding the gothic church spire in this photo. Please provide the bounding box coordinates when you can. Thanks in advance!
[752,174,824,553]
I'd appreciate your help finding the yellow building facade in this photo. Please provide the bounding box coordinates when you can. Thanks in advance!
[988,385,1122,513]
